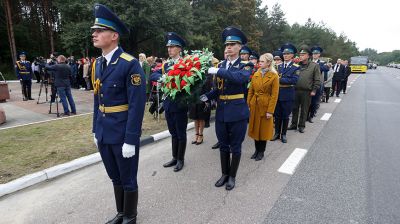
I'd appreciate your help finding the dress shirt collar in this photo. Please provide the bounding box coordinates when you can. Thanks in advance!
[102,46,119,66]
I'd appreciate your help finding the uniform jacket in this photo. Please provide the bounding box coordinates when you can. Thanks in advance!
[295,61,321,92]
[206,58,253,122]
[314,59,329,81]
[15,61,33,80]
[277,61,300,101]
[92,47,146,146]
[247,69,279,140]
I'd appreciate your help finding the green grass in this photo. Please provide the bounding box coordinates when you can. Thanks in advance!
[0,111,167,184]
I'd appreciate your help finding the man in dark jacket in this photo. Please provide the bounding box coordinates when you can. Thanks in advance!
[45,55,77,116]
[331,59,345,97]
[341,60,352,94]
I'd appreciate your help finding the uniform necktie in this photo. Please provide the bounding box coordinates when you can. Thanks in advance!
[228,62,232,69]
[102,57,107,74]
[284,63,287,69]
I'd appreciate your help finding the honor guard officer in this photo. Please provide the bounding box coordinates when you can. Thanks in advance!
[240,45,252,62]
[271,44,299,143]
[91,4,146,224]
[201,26,253,190]
[272,50,284,67]
[161,32,189,172]
[308,46,328,122]
[15,52,34,101]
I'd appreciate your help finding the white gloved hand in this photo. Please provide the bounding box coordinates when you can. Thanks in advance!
[200,94,208,102]
[122,143,136,158]
[93,133,98,148]
[208,67,219,74]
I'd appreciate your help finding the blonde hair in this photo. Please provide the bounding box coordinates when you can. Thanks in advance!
[139,53,146,62]
[259,53,277,74]
[57,55,67,63]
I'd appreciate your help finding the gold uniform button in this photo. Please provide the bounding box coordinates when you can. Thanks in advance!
[100,83,103,87]
[101,94,103,98]
[103,114,106,117]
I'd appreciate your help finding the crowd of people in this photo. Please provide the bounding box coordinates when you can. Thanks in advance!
[13,3,354,223]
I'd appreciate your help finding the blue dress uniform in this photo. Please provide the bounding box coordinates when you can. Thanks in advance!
[308,46,329,122]
[15,52,34,101]
[206,26,253,191]
[159,32,189,172]
[91,4,146,224]
[272,44,300,143]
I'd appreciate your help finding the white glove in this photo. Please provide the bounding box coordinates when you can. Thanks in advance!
[122,143,136,158]
[93,133,98,148]
[200,94,208,102]
[208,67,219,74]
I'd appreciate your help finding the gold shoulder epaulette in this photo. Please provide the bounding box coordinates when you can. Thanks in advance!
[241,61,249,64]
[120,52,134,62]
[293,63,299,67]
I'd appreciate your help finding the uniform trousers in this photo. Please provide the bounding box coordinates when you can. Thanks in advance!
[165,110,188,141]
[21,80,32,98]
[215,119,247,156]
[98,143,139,191]
[274,100,294,119]
[291,90,312,128]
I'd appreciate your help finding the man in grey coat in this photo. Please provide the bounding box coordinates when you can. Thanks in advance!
[288,45,321,133]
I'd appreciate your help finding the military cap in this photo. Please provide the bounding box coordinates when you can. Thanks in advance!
[91,3,129,35]
[165,32,186,48]
[299,45,311,55]
[240,46,252,55]
[280,43,297,54]
[221,26,248,45]
[19,51,27,57]
[311,46,323,54]
[249,51,259,60]
[272,50,283,61]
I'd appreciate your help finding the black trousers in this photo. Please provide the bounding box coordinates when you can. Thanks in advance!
[21,80,32,99]
[324,87,331,102]
[331,79,341,96]
[34,71,40,82]
[341,79,348,93]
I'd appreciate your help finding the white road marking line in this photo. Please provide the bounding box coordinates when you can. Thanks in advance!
[320,113,332,121]
[334,99,341,103]
[0,112,93,131]
[278,148,308,175]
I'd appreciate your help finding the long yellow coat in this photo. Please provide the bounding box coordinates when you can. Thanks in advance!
[247,69,279,140]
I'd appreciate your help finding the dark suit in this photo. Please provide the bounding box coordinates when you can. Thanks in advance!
[341,65,352,93]
[331,63,345,96]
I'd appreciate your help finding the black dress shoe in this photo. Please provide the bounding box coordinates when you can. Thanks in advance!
[307,117,314,123]
[163,159,177,167]
[225,176,236,190]
[288,124,297,130]
[28,98,35,100]
[173,160,184,172]
[255,152,264,161]
[211,142,220,149]
[271,133,280,141]
[298,127,305,133]
[215,175,229,187]
[281,135,287,143]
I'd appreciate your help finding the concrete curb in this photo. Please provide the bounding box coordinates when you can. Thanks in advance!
[0,116,214,198]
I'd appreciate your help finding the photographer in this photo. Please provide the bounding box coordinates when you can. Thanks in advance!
[45,55,77,116]
[46,53,58,103]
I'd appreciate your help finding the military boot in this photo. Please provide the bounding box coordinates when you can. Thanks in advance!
[271,118,281,141]
[281,119,289,143]
[226,154,241,191]
[255,141,266,161]
[174,139,187,172]
[106,185,124,224]
[215,151,230,187]
[121,191,138,224]
[163,137,178,167]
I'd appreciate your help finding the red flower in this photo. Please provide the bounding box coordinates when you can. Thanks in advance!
[180,80,187,88]
[171,82,177,89]
[193,57,199,61]
[194,61,201,70]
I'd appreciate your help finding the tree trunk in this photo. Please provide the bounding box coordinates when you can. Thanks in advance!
[43,0,54,53]
[4,0,17,68]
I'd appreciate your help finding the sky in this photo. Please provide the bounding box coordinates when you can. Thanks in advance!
[262,0,400,53]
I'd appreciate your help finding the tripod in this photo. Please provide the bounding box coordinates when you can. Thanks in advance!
[37,79,49,104]
[49,90,60,117]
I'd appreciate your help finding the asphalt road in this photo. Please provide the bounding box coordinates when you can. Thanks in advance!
[1,67,399,224]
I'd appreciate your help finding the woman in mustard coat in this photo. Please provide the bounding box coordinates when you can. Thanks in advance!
[247,53,279,161]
